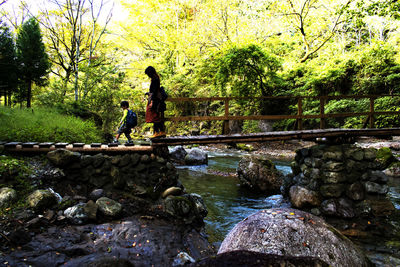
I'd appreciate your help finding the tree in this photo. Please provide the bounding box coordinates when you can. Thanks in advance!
[38,0,112,102]
[276,0,351,62]
[0,20,18,106]
[16,17,50,107]
[215,44,281,97]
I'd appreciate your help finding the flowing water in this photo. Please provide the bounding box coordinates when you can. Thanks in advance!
[177,150,292,247]
[177,149,400,265]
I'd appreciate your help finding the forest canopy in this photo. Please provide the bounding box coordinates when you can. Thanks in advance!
[0,0,400,137]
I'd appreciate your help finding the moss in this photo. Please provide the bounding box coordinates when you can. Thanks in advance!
[376,147,397,169]
[236,143,255,152]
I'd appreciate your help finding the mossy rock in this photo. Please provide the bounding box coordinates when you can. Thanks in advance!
[376,147,397,169]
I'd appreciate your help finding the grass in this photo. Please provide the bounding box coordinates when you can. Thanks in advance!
[0,106,102,143]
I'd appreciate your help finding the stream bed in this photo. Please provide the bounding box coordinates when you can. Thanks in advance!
[177,149,400,266]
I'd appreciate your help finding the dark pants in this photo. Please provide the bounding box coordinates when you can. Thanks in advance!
[154,112,165,132]
[117,124,132,140]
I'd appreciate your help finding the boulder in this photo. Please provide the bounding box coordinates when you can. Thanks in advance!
[289,186,321,208]
[169,146,188,163]
[164,193,207,224]
[184,148,208,165]
[218,208,372,267]
[237,155,283,194]
[27,189,58,210]
[0,187,17,208]
[189,250,329,267]
[64,203,88,224]
[47,149,81,167]
[96,197,122,217]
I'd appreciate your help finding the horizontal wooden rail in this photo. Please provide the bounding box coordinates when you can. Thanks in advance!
[164,94,400,134]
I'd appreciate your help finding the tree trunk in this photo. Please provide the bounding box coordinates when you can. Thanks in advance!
[26,81,32,108]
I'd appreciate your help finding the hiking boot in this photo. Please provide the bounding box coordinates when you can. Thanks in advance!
[127,139,134,144]
[112,139,120,144]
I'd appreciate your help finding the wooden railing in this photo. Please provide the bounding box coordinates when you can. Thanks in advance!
[164,95,400,134]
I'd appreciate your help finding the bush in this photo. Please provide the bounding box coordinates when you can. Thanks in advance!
[0,106,102,143]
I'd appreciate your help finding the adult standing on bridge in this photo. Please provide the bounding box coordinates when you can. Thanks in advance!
[145,66,166,138]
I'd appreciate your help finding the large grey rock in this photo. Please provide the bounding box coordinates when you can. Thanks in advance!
[0,187,17,208]
[237,155,283,194]
[27,189,58,210]
[184,148,208,165]
[96,197,122,217]
[218,208,372,267]
[47,149,80,167]
[169,146,188,163]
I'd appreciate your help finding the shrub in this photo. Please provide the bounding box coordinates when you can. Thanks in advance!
[0,106,102,143]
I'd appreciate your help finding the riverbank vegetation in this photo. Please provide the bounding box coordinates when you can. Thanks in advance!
[1,0,400,141]
[0,106,101,143]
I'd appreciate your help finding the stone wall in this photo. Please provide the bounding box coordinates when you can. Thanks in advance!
[284,144,395,219]
[43,148,207,225]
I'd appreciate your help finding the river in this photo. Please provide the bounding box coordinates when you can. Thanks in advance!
[177,148,400,266]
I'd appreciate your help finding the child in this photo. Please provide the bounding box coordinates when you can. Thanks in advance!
[113,101,135,144]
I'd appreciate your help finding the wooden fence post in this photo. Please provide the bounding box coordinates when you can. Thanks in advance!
[297,97,303,130]
[320,96,325,129]
[370,97,375,128]
[223,98,230,135]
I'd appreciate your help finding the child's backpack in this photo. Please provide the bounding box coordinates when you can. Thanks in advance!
[126,109,137,128]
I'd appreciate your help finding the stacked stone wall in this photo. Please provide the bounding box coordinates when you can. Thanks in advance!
[285,144,395,218]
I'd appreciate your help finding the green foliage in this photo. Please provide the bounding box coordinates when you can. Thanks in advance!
[0,156,33,214]
[0,20,18,103]
[0,106,101,143]
[16,17,50,107]
[215,44,281,97]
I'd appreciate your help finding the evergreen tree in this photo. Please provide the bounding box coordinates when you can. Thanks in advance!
[0,20,18,106]
[16,17,50,108]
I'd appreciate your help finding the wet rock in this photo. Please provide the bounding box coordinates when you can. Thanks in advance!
[96,197,122,217]
[289,186,321,208]
[218,208,372,267]
[367,170,389,183]
[364,182,389,194]
[169,146,188,164]
[89,189,105,200]
[383,162,400,177]
[190,250,329,267]
[27,189,58,210]
[47,149,80,167]
[237,155,283,194]
[320,199,337,216]
[64,203,88,224]
[346,182,365,201]
[162,187,182,198]
[184,148,208,165]
[172,252,195,266]
[84,200,98,220]
[0,187,17,208]
[164,193,207,224]
[357,198,395,217]
[320,184,346,198]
